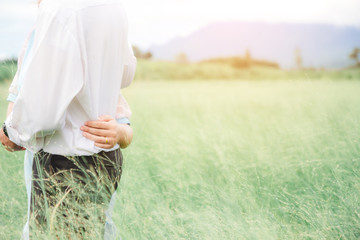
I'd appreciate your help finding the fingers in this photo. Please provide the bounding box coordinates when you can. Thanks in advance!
[84,115,116,129]
[82,131,112,144]
[81,117,119,150]
[83,120,109,129]
[3,145,25,152]
[10,146,24,152]
[83,119,117,131]
[82,132,117,149]
[94,142,114,149]
[2,140,22,152]
[81,125,113,137]
[5,145,14,152]
[98,115,114,121]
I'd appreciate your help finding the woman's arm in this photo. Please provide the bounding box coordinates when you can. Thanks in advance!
[7,102,14,118]
[81,94,133,149]
[81,115,133,149]
[5,18,83,151]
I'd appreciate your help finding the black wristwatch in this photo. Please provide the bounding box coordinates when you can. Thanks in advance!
[2,123,9,138]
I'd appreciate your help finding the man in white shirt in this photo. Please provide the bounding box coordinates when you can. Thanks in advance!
[0,0,136,238]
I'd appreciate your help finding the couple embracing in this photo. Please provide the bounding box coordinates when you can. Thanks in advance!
[0,0,136,239]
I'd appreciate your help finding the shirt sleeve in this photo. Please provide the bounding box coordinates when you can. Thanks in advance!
[116,118,130,125]
[5,18,83,151]
[120,42,137,88]
[7,29,33,102]
[7,72,20,103]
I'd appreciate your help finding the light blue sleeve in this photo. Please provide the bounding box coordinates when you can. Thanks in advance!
[7,93,18,103]
[116,117,131,125]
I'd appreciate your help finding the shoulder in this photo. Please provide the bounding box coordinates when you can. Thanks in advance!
[36,0,87,40]
[39,0,125,27]
[38,0,77,26]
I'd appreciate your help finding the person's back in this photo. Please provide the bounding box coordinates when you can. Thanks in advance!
[6,0,135,155]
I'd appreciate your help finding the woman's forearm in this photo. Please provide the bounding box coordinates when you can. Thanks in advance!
[116,124,133,149]
[7,102,14,118]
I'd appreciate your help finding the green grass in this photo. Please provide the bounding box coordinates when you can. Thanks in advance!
[2,59,360,83]
[1,79,360,239]
[134,60,360,81]
[0,59,17,83]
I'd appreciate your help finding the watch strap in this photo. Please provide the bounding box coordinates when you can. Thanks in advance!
[2,123,9,138]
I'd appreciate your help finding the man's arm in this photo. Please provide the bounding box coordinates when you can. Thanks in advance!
[120,42,137,88]
[5,18,83,152]
[7,29,35,104]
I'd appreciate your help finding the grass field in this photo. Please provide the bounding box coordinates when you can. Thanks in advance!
[2,59,360,83]
[1,79,360,239]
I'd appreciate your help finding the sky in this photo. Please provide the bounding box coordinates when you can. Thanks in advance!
[0,0,359,58]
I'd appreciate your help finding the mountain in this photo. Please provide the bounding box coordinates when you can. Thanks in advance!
[149,22,360,69]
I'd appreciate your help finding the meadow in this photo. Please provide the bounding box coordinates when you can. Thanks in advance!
[1,59,360,83]
[1,65,360,239]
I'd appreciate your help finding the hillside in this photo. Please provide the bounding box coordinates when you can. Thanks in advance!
[149,22,360,69]
[132,60,360,81]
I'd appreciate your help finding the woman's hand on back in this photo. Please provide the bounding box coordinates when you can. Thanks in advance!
[81,115,133,149]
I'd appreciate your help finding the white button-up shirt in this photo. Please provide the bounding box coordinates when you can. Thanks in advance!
[5,0,136,156]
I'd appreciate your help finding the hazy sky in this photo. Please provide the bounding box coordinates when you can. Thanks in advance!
[0,0,359,58]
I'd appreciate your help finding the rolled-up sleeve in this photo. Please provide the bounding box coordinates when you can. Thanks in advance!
[5,18,83,151]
